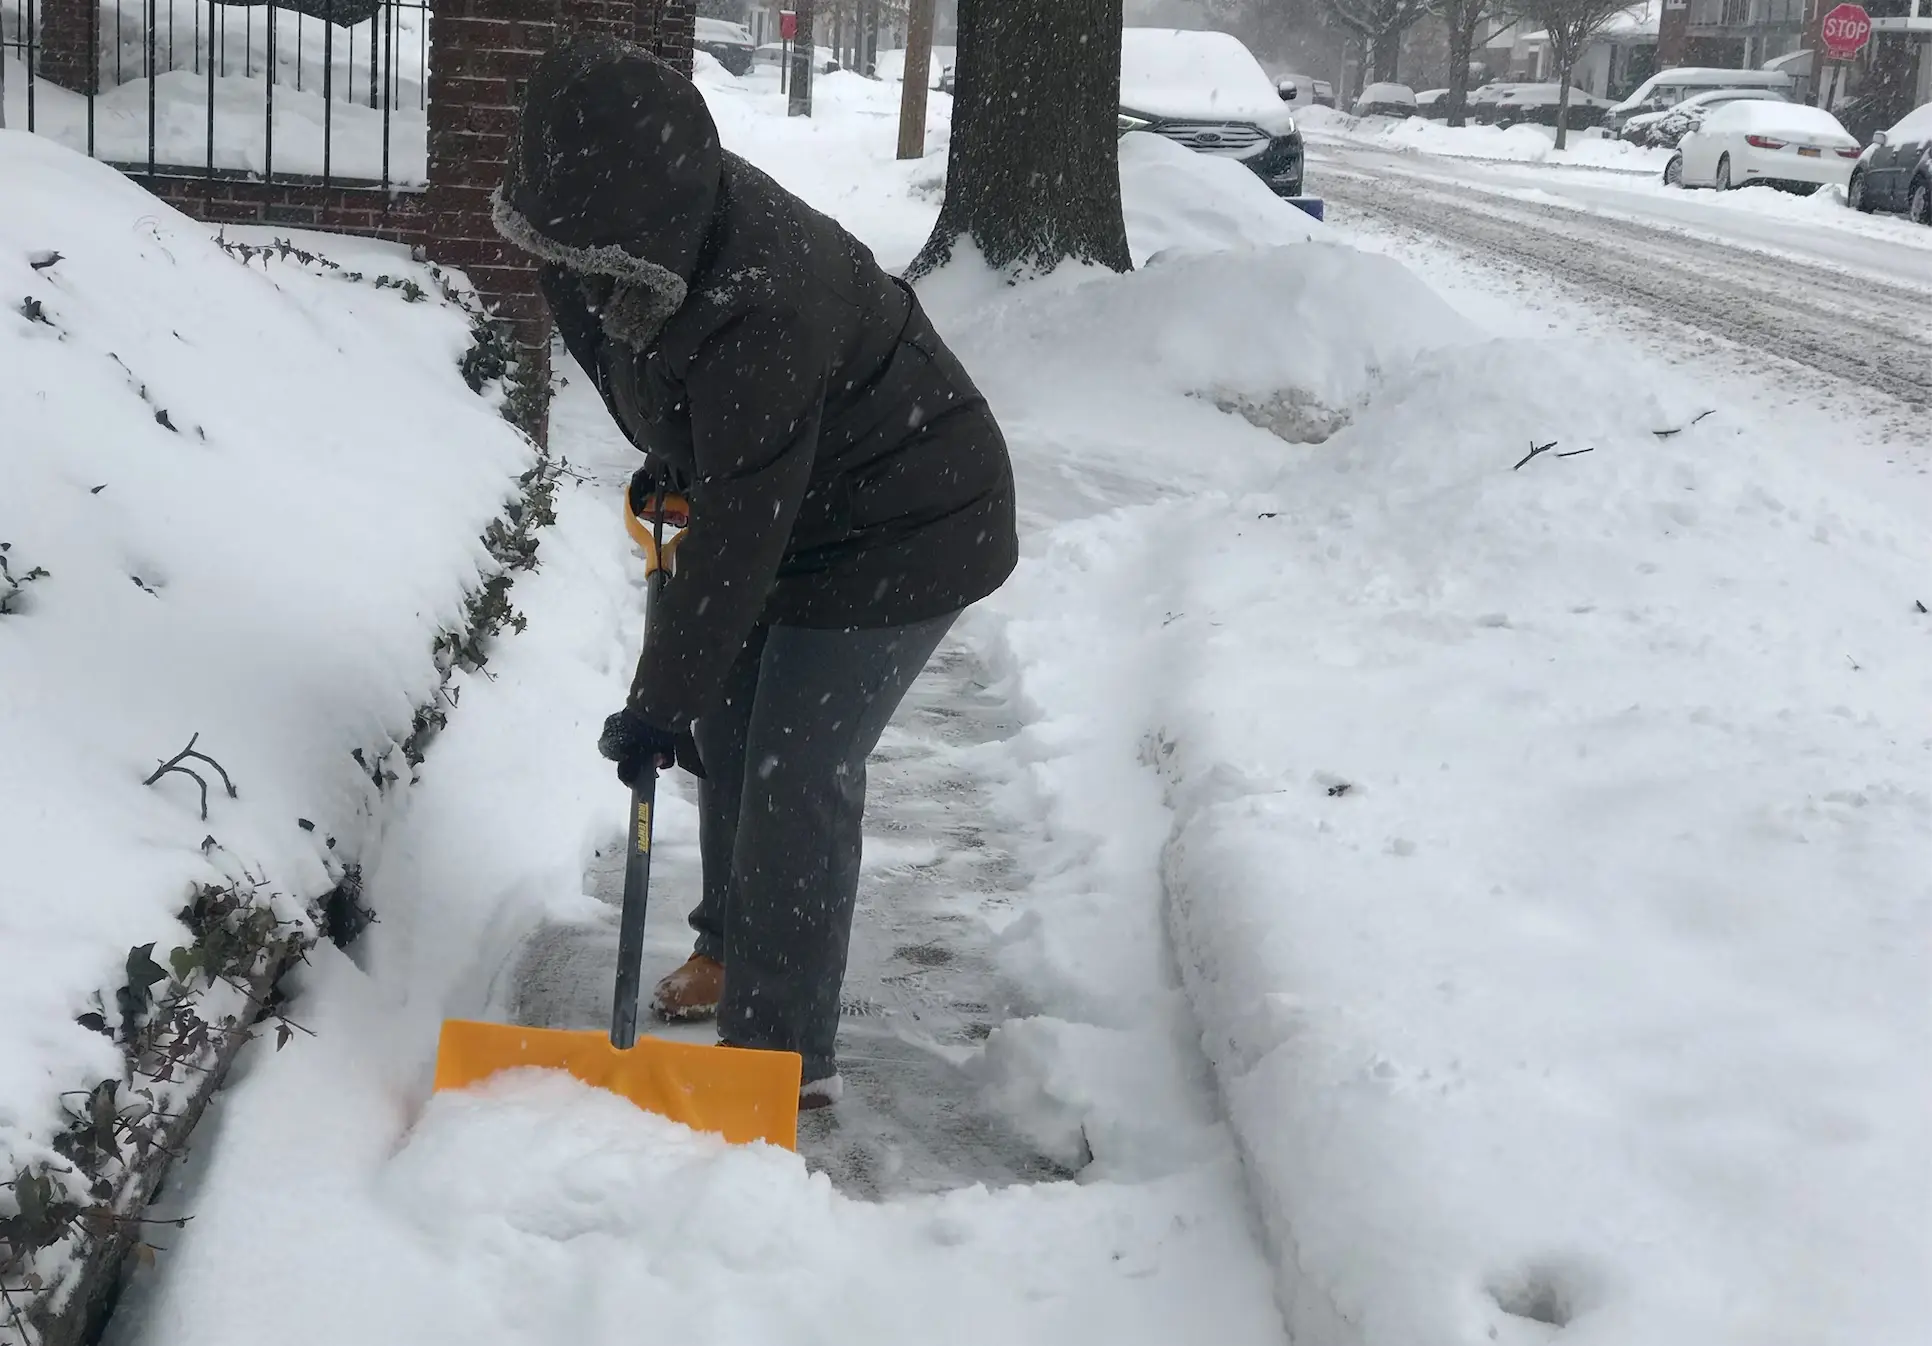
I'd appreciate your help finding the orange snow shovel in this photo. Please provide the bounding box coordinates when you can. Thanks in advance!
[433,488,802,1148]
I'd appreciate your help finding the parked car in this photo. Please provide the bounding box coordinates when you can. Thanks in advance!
[1466,81,1527,123]
[1414,88,1451,119]
[1353,82,1418,118]
[695,17,756,76]
[1118,28,1306,197]
[1604,66,1793,138]
[1620,88,1789,148]
[1665,101,1861,193]
[1274,73,1336,108]
[1485,83,1615,129]
[1848,102,1932,223]
[753,42,842,75]
[938,64,955,95]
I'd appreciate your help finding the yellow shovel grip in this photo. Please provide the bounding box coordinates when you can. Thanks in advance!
[623,490,692,577]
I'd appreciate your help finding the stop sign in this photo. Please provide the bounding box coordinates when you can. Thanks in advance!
[1820,2,1872,59]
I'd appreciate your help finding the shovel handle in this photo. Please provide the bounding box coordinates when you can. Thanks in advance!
[611,770,655,1050]
[611,485,676,1051]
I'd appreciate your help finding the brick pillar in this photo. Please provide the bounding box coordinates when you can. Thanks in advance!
[637,0,695,75]
[36,0,100,94]
[425,0,695,443]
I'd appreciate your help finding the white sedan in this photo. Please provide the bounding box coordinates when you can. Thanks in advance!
[1665,101,1862,194]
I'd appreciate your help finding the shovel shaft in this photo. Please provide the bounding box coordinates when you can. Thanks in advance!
[611,771,655,1049]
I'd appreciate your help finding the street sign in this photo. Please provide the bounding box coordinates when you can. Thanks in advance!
[1819,2,1872,59]
[780,10,798,40]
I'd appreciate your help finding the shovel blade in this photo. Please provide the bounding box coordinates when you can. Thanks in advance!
[433,1020,802,1150]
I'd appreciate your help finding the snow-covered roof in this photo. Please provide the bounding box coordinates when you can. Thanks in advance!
[1120,28,1284,122]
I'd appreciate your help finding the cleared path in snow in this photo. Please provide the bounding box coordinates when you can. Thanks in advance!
[1313,146,1932,408]
[505,637,1075,1198]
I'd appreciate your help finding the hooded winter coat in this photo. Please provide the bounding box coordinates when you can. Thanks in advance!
[494,36,1018,730]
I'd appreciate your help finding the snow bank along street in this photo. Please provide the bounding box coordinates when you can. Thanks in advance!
[6,44,1929,1346]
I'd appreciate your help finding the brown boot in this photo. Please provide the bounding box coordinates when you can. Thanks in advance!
[649,953,723,1022]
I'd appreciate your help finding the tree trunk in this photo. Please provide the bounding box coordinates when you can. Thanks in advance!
[910,0,1131,278]
[1446,12,1475,126]
[1371,26,1400,81]
[1554,68,1572,150]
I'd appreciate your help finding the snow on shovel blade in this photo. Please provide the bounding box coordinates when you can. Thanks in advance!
[433,1020,802,1150]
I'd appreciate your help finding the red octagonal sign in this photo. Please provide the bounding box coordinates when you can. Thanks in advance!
[1820,2,1872,59]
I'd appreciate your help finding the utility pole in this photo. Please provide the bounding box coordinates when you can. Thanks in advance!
[897,0,936,157]
[789,0,815,116]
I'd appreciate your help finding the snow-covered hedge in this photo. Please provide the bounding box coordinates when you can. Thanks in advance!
[1,131,541,1340]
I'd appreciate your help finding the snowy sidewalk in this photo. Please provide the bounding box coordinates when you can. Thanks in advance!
[113,363,1289,1346]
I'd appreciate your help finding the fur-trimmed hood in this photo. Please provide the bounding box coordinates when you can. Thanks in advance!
[494,35,723,349]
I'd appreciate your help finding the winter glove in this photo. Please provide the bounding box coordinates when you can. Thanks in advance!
[597,708,705,786]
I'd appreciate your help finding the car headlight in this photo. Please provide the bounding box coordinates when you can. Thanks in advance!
[1118,112,1154,135]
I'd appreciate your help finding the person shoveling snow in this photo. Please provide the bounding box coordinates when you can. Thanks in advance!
[492,35,1018,1111]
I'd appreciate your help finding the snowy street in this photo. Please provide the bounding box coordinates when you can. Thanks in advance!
[5,35,1929,1346]
[1308,137,1932,407]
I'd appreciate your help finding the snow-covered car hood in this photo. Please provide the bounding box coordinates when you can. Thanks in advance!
[1120,28,1290,129]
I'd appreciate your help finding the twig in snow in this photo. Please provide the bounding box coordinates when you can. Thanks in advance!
[1653,409,1717,439]
[19,296,51,325]
[142,734,238,821]
[29,250,64,271]
[1916,600,1927,615]
[1512,439,1561,471]
[1556,447,1595,459]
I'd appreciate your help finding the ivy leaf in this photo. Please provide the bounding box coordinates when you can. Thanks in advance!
[75,1011,108,1035]
[276,1021,293,1051]
[15,1169,50,1232]
[167,946,200,984]
[88,1080,120,1158]
[126,943,168,993]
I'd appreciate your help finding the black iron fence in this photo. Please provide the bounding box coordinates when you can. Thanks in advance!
[1,0,429,187]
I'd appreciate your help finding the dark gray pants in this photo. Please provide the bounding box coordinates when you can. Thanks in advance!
[688,613,956,1083]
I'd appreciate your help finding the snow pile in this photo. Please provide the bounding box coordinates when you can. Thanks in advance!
[0,129,529,1187]
[1117,131,1319,261]
[971,238,1931,1343]
[1303,106,1671,173]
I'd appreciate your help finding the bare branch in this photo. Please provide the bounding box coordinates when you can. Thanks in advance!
[142,733,239,820]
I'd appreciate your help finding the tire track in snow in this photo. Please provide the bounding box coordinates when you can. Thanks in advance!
[1317,164,1932,408]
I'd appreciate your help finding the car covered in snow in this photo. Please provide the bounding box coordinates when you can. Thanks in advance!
[1665,101,1861,194]
[1603,66,1794,138]
[1848,102,1932,224]
[1483,82,1615,130]
[1118,28,1306,198]
[1274,73,1336,107]
[1619,88,1790,148]
[696,17,756,76]
[754,42,842,74]
[1414,88,1451,118]
[1352,82,1418,118]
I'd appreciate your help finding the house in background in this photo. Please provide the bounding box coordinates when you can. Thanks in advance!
[1491,1,1659,96]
